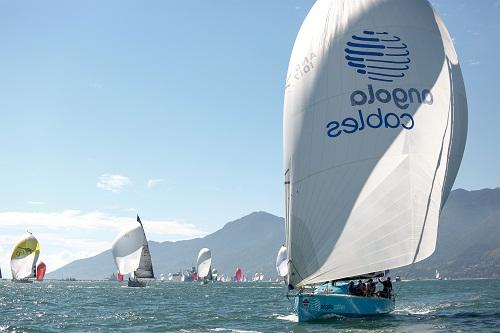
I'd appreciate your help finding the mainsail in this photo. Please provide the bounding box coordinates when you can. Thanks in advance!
[196,248,212,279]
[11,232,40,280]
[134,215,154,278]
[284,0,467,288]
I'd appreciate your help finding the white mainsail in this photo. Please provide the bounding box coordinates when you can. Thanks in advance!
[134,216,154,278]
[10,232,40,280]
[275,245,288,277]
[284,0,467,288]
[196,248,212,279]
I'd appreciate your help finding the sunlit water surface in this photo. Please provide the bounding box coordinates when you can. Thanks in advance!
[1,279,499,332]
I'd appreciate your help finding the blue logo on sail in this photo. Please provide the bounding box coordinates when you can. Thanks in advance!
[345,30,410,82]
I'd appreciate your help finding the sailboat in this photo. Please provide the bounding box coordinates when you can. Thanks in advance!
[235,267,242,282]
[211,268,219,282]
[275,245,288,280]
[435,270,442,280]
[112,215,154,287]
[283,0,467,321]
[36,262,46,281]
[11,232,41,283]
[196,248,212,284]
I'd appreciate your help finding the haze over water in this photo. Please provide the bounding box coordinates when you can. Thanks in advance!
[1,279,499,332]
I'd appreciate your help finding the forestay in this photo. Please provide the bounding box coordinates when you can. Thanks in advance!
[283,0,467,288]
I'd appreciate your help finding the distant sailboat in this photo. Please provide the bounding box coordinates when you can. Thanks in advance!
[235,267,242,282]
[36,262,46,281]
[283,0,467,321]
[196,248,212,284]
[211,268,219,282]
[112,215,154,287]
[11,232,41,283]
[275,245,288,279]
[435,270,442,280]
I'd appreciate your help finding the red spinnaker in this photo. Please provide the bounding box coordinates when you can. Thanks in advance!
[193,272,198,281]
[36,262,46,281]
[235,267,242,282]
[117,273,123,281]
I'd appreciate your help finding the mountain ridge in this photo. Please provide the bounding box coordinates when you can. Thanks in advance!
[47,188,500,280]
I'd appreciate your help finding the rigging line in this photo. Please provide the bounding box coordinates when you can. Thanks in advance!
[290,259,307,288]
[285,292,298,314]
[394,264,415,297]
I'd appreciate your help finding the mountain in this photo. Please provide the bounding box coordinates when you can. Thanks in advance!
[48,188,500,280]
[393,188,500,279]
[47,211,285,280]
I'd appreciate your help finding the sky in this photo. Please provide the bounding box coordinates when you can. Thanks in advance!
[0,0,498,277]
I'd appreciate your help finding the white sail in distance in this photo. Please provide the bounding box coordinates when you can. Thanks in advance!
[112,225,145,275]
[10,232,40,280]
[284,0,467,288]
[196,248,212,279]
[275,246,288,277]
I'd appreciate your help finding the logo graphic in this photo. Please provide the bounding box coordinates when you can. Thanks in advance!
[302,299,310,307]
[308,298,321,312]
[345,30,410,82]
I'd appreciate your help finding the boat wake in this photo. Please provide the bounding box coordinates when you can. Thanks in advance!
[394,307,434,315]
[208,328,263,333]
[274,313,298,322]
[395,302,455,316]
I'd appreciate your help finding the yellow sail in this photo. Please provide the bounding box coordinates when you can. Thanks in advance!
[10,233,40,280]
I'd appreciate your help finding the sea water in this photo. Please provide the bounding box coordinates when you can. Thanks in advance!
[1,279,499,332]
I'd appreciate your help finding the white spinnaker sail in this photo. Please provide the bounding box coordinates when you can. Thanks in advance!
[112,225,145,275]
[284,0,467,288]
[10,233,40,280]
[275,246,288,277]
[196,248,212,279]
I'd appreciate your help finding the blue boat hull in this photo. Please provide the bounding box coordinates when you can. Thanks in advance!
[294,293,395,322]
